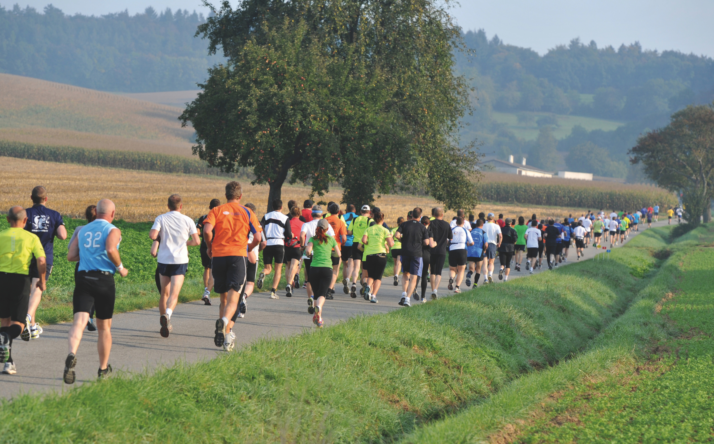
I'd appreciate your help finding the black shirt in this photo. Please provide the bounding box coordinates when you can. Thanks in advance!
[544,225,561,245]
[429,219,453,255]
[500,226,518,253]
[397,220,428,258]
[422,226,434,256]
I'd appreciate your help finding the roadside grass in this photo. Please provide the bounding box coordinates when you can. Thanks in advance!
[0,225,659,443]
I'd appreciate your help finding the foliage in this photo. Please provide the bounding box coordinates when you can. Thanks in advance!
[527,126,558,171]
[630,104,714,223]
[181,0,477,211]
[566,141,627,178]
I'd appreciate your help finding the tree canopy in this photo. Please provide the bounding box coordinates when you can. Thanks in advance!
[180,0,477,211]
[630,104,714,223]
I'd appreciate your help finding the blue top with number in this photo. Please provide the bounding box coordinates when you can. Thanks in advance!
[78,219,119,274]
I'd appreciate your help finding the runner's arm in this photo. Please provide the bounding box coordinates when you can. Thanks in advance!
[56,225,68,240]
[149,228,160,240]
[67,234,80,262]
[106,228,128,277]
[150,240,159,258]
[386,235,395,249]
[361,233,369,245]
[36,256,47,291]
[186,232,201,247]
[248,231,262,252]
[203,223,214,257]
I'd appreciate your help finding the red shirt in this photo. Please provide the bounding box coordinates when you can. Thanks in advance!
[301,209,313,222]
[497,219,506,228]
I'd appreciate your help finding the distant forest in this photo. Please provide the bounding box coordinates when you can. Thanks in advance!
[2,5,713,180]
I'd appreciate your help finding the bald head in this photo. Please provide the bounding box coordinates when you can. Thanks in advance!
[7,206,27,227]
[96,199,116,221]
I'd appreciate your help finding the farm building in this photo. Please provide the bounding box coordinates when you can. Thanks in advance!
[481,156,553,178]
[555,171,594,181]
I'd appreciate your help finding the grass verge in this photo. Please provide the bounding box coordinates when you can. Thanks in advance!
[0,224,660,442]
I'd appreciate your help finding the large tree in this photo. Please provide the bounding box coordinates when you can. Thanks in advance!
[630,104,714,223]
[180,0,477,212]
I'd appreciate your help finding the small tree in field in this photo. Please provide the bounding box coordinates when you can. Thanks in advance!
[180,0,478,212]
[630,104,714,224]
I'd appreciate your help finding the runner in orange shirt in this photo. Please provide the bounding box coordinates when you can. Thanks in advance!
[325,202,347,299]
[201,181,262,349]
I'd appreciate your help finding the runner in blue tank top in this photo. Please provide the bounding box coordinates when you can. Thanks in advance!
[64,199,128,384]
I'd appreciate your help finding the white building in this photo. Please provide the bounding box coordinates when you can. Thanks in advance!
[481,156,553,178]
[555,171,594,181]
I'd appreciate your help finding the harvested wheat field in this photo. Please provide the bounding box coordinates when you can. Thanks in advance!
[0,74,193,156]
[0,158,580,225]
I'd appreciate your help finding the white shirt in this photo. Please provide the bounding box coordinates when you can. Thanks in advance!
[604,218,611,229]
[525,227,541,248]
[609,220,619,231]
[449,225,474,251]
[301,219,335,259]
[573,226,586,239]
[610,212,618,220]
[262,211,290,247]
[483,222,502,246]
[151,211,197,265]
[582,218,592,232]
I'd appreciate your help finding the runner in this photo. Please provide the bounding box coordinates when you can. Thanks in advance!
[284,206,304,297]
[632,210,640,232]
[341,204,358,292]
[465,219,488,287]
[619,214,629,243]
[325,203,347,299]
[196,199,221,305]
[496,214,506,229]
[23,186,67,340]
[553,219,565,265]
[450,209,465,229]
[513,216,528,271]
[258,199,292,299]
[592,215,604,247]
[0,206,46,375]
[202,181,262,349]
[347,205,373,297]
[394,207,429,307]
[389,217,404,287]
[524,220,541,274]
[544,219,561,270]
[428,207,452,300]
[482,213,502,283]
[560,218,573,262]
[498,218,517,281]
[300,205,335,310]
[603,215,610,244]
[64,199,128,383]
[301,200,314,223]
[581,215,592,248]
[414,216,434,301]
[304,219,340,327]
[149,194,201,338]
[573,221,586,259]
[654,204,660,222]
[360,209,394,304]
[536,219,546,269]
[667,207,674,225]
[676,207,683,223]
[647,209,653,229]
[67,205,98,332]
[609,216,619,248]
[448,217,473,293]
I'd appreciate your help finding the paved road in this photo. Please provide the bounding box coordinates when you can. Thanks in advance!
[0,221,668,399]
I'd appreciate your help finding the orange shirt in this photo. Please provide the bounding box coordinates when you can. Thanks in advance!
[204,202,262,257]
[326,214,347,247]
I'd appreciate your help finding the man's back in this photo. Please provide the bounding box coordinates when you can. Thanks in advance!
[429,219,452,255]
[24,204,64,262]
[262,211,290,246]
[205,203,260,258]
[545,225,560,244]
[399,220,427,257]
[0,227,45,274]
[153,211,197,265]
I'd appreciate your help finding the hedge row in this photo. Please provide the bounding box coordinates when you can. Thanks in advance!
[479,181,678,210]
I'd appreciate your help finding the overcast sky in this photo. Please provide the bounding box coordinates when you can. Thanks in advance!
[3,0,713,58]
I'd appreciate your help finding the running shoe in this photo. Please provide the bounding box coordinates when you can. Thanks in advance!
[270,290,279,299]
[398,297,405,306]
[360,282,366,297]
[465,271,472,287]
[370,295,378,304]
[488,275,493,284]
[202,295,212,306]
[63,353,77,384]
[302,283,307,289]
[223,331,236,352]
[577,255,581,260]
[286,285,293,298]
[160,315,171,338]
[21,314,31,341]
[87,318,97,332]
[431,292,438,301]
[98,364,113,379]
[313,305,321,326]
[326,289,334,300]
[30,326,40,340]
[426,274,431,283]
[526,261,530,271]
[343,278,349,294]
[0,333,10,363]
[35,324,43,335]
[454,286,461,294]
[529,269,534,275]
[294,274,300,289]
[256,272,265,290]
[350,282,357,298]
[448,278,454,291]
[239,295,247,315]
[3,362,16,375]
[403,299,411,307]
[393,275,399,286]
[203,288,211,298]
[363,285,370,301]
[554,261,559,267]
[214,318,226,348]
[515,264,521,272]
[307,297,315,314]
[413,291,420,301]
[548,262,553,270]
[498,268,504,280]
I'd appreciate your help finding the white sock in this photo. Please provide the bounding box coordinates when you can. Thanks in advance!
[401,291,407,299]
[504,276,509,281]
[166,308,173,319]
[406,296,410,302]
[221,316,229,326]
[433,289,438,295]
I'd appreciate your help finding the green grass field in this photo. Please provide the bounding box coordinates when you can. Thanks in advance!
[492,111,625,141]
[0,220,669,442]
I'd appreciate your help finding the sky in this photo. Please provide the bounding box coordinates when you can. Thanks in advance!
[2,0,713,58]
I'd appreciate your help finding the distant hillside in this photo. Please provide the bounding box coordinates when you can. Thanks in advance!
[0,74,193,156]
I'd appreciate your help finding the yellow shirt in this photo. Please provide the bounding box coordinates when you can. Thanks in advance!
[667,209,674,217]
[0,228,46,275]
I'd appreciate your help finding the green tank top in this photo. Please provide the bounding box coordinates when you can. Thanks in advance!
[390,227,402,250]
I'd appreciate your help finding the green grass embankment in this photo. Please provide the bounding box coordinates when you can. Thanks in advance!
[0,224,661,442]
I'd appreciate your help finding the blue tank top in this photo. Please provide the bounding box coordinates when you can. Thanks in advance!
[342,212,357,246]
[78,219,119,274]
[467,227,486,258]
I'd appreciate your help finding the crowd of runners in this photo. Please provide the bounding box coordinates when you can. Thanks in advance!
[0,182,683,381]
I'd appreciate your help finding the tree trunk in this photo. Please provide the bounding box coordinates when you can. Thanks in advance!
[704,203,712,223]
[267,179,284,214]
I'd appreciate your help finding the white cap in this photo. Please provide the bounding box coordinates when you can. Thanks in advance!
[361,205,370,212]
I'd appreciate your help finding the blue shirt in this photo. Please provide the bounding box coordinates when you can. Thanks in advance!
[554,223,564,243]
[562,225,573,242]
[78,219,119,274]
[634,213,640,223]
[24,204,65,265]
[467,227,488,258]
[654,206,660,213]
[342,212,358,246]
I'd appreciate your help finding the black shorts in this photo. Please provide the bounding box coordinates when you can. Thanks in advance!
[527,248,539,259]
[351,245,364,261]
[331,256,341,267]
[365,254,388,280]
[309,267,333,298]
[545,244,557,257]
[555,243,563,255]
[467,256,483,263]
[154,267,161,293]
[594,232,602,238]
[157,263,188,277]
[429,253,446,276]
[515,244,525,252]
[246,260,257,283]
[29,259,53,281]
[285,247,302,263]
[448,249,468,267]
[575,238,585,249]
[401,255,423,276]
[211,256,247,294]
[341,245,353,260]
[73,271,116,320]
[391,249,401,259]
[303,257,312,276]
[200,246,211,269]
[538,243,544,258]
[500,252,513,269]
[0,272,31,322]
[262,245,285,265]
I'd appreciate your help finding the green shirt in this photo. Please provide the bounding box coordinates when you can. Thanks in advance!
[390,227,401,250]
[363,225,391,259]
[351,216,373,245]
[0,228,46,275]
[514,224,528,246]
[620,218,629,230]
[592,220,604,233]
[308,235,337,268]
